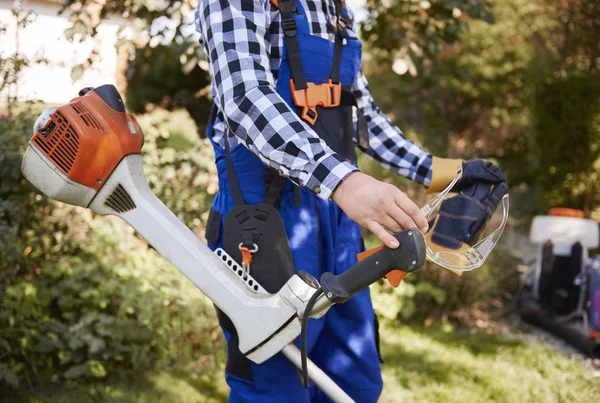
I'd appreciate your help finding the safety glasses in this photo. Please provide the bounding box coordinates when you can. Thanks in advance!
[421,167,510,272]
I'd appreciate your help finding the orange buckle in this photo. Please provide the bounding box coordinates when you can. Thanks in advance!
[290,79,342,125]
[239,243,258,273]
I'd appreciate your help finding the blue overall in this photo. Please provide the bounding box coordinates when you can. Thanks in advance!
[205,2,383,401]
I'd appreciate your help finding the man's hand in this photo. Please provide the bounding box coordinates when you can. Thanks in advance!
[332,172,428,249]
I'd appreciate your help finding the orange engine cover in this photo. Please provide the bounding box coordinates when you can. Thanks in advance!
[31,87,143,190]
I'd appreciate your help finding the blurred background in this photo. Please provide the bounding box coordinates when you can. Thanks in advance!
[1,0,600,401]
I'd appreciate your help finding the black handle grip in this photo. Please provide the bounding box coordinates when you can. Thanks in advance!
[319,228,426,303]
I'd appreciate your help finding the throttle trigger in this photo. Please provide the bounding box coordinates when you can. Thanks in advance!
[357,246,408,287]
[386,270,408,287]
[357,245,383,261]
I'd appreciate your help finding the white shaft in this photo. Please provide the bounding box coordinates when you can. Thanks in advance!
[89,155,298,358]
[281,344,354,403]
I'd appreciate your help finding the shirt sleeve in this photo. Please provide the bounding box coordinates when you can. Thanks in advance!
[352,71,432,186]
[195,0,357,199]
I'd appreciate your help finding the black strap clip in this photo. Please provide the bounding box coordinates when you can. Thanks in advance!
[337,16,351,38]
[282,18,297,37]
[338,15,350,29]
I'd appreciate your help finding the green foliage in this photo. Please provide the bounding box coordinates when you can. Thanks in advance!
[136,109,216,232]
[126,44,213,134]
[531,73,600,212]
[61,0,212,133]
[0,4,35,112]
[370,255,519,326]
[364,0,535,161]
[0,106,46,286]
[0,7,219,392]
[529,0,600,74]
[364,0,600,218]
[362,0,493,76]
[1,241,215,387]
[27,325,600,403]
[371,279,447,323]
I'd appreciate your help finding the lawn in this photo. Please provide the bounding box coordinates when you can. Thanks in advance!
[16,325,600,403]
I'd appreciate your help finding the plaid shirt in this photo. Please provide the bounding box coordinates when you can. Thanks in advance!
[195,0,432,200]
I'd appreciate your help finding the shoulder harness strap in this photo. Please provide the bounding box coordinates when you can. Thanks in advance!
[277,0,308,92]
[272,0,353,125]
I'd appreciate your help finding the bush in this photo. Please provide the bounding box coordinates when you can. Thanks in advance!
[0,107,221,393]
[0,104,50,289]
[136,108,217,236]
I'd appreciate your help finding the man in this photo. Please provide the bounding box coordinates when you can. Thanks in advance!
[194,0,504,401]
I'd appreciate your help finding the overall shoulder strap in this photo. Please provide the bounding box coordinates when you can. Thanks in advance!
[210,104,245,207]
[277,0,307,91]
[330,0,348,84]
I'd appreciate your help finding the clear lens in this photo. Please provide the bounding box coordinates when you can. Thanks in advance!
[421,167,463,218]
[421,169,509,272]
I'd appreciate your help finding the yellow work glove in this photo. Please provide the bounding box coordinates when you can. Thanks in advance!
[426,156,464,194]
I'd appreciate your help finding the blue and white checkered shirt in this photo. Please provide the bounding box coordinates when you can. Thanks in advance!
[195,0,432,200]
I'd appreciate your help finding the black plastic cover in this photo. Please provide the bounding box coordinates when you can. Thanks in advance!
[92,84,126,112]
[78,87,94,96]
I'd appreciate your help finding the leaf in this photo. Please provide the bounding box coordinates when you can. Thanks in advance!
[400,299,417,320]
[73,21,88,36]
[415,282,447,305]
[64,363,89,379]
[68,336,85,351]
[64,27,74,41]
[0,338,11,352]
[182,56,198,75]
[36,335,57,353]
[88,360,107,378]
[0,364,20,389]
[87,337,106,355]
[71,65,84,82]
[483,12,495,24]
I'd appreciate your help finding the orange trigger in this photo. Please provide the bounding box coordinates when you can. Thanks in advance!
[240,247,253,268]
[357,246,408,287]
[386,270,408,287]
[357,245,384,261]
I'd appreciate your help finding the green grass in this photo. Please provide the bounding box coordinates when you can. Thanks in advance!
[379,326,600,403]
[16,326,599,403]
[22,369,229,403]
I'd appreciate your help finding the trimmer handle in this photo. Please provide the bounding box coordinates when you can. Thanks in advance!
[319,229,426,303]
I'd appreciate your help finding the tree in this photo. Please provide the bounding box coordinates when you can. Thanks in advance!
[61,0,212,136]
[0,3,36,114]
[531,74,600,213]
[363,0,600,216]
[361,0,494,77]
